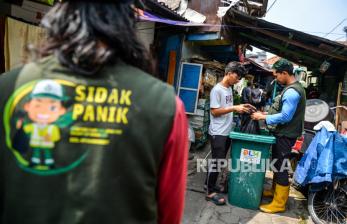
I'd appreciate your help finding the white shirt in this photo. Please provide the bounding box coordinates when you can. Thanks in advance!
[208,83,233,136]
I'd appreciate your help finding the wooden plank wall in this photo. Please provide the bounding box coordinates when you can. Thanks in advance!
[167,50,177,85]
[339,108,347,132]
[0,16,5,74]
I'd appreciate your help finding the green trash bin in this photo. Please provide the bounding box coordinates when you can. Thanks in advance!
[228,132,276,210]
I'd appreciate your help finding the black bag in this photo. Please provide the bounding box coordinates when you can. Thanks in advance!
[240,114,260,134]
[13,127,30,154]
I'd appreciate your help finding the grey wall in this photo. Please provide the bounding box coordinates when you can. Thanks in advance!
[136,22,155,51]
[181,41,206,61]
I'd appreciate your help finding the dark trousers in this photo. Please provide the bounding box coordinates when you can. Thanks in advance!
[272,136,296,186]
[205,135,231,194]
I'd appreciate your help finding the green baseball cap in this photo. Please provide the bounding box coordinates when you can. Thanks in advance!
[272,59,294,74]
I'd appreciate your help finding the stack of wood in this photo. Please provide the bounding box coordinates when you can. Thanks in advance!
[191,57,226,77]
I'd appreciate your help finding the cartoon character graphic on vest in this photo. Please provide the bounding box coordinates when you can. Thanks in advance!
[16,80,67,169]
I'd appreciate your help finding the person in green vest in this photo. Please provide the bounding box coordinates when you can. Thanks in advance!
[265,74,284,104]
[0,0,188,224]
[251,59,306,213]
[18,80,67,168]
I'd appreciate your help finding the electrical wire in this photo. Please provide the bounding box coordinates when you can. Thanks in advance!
[335,36,346,41]
[136,18,342,36]
[136,23,346,37]
[266,0,278,13]
[323,18,347,38]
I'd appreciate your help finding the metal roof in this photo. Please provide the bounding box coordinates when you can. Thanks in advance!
[222,9,347,77]
[143,0,189,22]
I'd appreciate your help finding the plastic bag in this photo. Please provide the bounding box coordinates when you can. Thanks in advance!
[240,114,260,134]
[13,127,30,154]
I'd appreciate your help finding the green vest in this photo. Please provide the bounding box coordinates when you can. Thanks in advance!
[0,56,176,224]
[269,81,306,138]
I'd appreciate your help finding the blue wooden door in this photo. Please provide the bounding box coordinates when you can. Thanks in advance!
[177,62,203,114]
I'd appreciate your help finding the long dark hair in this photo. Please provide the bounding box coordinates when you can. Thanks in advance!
[41,1,152,76]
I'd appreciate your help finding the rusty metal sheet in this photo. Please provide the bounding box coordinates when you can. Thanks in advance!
[188,0,222,32]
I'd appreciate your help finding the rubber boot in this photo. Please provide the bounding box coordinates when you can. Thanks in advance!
[262,182,275,198]
[259,184,290,213]
[262,188,274,197]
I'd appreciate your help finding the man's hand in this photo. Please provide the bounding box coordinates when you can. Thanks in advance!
[251,111,266,120]
[233,104,256,114]
[211,104,256,116]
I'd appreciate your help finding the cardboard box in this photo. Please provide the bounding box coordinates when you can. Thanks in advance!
[11,5,42,24]
[10,0,52,24]
[22,0,52,12]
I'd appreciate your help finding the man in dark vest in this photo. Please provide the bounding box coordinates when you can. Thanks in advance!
[250,83,263,110]
[252,59,306,213]
[0,1,188,224]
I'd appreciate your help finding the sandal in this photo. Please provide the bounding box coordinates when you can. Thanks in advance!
[204,185,228,194]
[214,185,228,194]
[205,193,226,206]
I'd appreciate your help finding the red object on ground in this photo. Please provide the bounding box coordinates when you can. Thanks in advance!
[292,136,304,153]
[158,97,188,224]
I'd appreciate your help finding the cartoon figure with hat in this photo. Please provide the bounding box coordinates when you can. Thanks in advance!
[17,80,67,169]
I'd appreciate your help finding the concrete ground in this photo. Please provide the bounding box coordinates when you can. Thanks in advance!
[183,143,314,224]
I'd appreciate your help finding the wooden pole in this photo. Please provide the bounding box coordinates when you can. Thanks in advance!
[336,82,342,130]
[167,51,177,85]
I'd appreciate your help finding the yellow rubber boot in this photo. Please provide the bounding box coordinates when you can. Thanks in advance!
[259,184,290,213]
[262,182,275,198]
[262,189,274,197]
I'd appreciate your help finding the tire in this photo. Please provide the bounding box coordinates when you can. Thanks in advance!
[308,186,347,224]
[308,191,325,224]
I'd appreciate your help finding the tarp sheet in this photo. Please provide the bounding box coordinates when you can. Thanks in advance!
[294,127,347,186]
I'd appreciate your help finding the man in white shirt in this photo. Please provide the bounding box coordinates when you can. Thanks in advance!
[205,62,255,205]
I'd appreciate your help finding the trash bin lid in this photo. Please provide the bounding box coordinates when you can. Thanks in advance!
[229,132,276,144]
[305,99,330,123]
